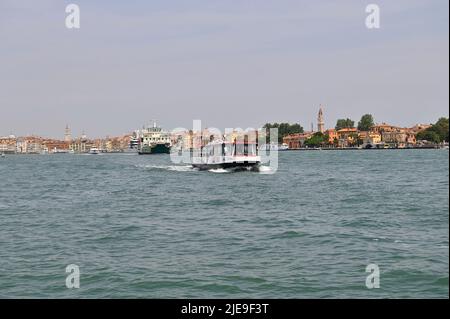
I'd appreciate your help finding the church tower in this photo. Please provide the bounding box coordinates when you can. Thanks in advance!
[64,124,72,142]
[317,106,325,133]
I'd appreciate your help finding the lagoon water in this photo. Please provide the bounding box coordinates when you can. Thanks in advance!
[0,150,448,298]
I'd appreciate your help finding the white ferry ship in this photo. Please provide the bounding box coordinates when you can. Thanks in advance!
[192,139,261,170]
[138,122,171,155]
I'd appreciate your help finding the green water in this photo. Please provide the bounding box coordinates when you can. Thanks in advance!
[0,150,448,298]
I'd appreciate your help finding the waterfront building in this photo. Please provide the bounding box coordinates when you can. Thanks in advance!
[105,140,113,152]
[406,132,417,146]
[103,136,130,152]
[408,124,432,134]
[0,136,17,154]
[337,128,358,147]
[359,131,382,147]
[325,128,338,145]
[42,140,70,153]
[26,140,42,154]
[282,132,313,149]
[369,123,418,148]
[70,134,93,153]
[381,129,416,148]
[14,136,44,154]
[371,123,398,134]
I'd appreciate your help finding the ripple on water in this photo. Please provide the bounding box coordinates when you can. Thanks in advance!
[269,230,306,239]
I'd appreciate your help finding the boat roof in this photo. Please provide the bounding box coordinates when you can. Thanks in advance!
[206,139,258,145]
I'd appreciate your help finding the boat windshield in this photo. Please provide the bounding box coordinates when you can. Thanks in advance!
[224,142,257,156]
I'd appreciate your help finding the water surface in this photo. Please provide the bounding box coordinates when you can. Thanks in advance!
[0,150,448,298]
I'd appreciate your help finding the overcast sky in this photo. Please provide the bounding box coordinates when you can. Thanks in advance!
[0,0,448,138]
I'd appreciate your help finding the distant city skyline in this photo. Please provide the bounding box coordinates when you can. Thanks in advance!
[2,110,446,140]
[1,0,448,138]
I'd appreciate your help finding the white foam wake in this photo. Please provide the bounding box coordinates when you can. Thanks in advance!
[139,164,194,172]
[208,168,230,173]
[258,165,274,174]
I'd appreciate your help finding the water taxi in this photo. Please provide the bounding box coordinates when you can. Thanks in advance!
[192,139,261,170]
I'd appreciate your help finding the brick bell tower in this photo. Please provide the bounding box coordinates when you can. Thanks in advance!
[317,106,325,133]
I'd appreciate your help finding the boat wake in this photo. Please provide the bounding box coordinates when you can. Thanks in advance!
[138,164,195,172]
[257,165,274,174]
[137,164,273,174]
[208,168,230,173]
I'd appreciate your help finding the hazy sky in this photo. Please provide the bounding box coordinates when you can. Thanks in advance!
[0,0,448,138]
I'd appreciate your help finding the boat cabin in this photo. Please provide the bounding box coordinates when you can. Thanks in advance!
[201,140,258,158]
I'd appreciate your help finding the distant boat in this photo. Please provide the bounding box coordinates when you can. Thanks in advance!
[123,136,139,153]
[1,153,5,158]
[53,149,70,154]
[259,142,289,151]
[88,147,101,155]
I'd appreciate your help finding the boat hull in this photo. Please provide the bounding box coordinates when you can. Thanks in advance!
[192,161,260,171]
[138,143,171,155]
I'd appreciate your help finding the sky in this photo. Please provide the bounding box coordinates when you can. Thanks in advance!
[0,0,448,138]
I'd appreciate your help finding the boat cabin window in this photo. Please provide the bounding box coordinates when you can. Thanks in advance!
[215,145,221,156]
[203,142,257,157]
[224,145,232,156]
[233,143,256,156]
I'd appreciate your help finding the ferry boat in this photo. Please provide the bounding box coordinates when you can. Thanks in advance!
[138,122,171,155]
[88,147,101,155]
[192,139,261,170]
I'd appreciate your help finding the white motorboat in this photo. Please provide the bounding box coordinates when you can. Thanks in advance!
[192,139,261,171]
[88,147,101,155]
[258,142,289,151]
